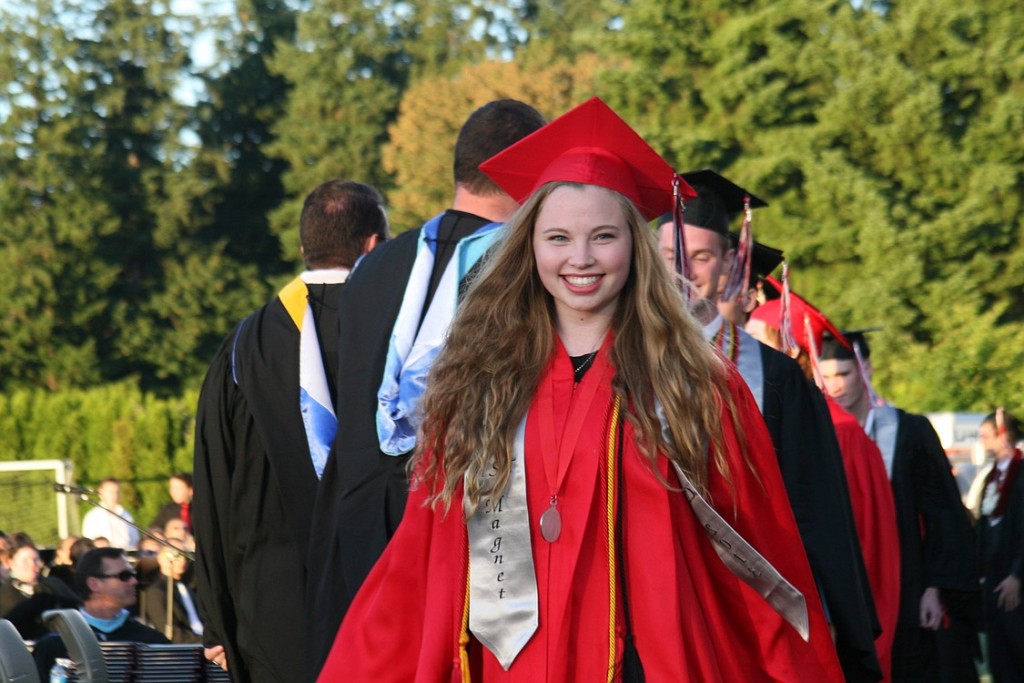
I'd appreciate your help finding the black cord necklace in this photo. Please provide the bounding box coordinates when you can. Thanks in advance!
[571,351,598,384]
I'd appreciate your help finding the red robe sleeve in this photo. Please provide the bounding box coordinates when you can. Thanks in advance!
[691,366,845,681]
[827,397,901,681]
[317,474,469,682]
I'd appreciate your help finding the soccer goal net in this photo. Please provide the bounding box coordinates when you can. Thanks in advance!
[0,459,78,546]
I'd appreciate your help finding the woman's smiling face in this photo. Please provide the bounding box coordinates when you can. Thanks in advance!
[532,184,633,327]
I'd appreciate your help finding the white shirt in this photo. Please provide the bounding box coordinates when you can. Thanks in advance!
[81,504,139,550]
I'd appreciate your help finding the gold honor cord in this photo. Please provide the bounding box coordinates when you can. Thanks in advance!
[605,395,622,682]
[460,525,472,683]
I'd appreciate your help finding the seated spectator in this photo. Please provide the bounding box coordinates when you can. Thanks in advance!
[0,535,80,640]
[134,531,165,589]
[32,547,171,678]
[162,518,194,551]
[81,478,140,550]
[68,537,96,566]
[45,536,80,591]
[48,536,99,596]
[140,539,203,643]
[53,536,77,566]
[150,473,193,534]
[137,533,163,558]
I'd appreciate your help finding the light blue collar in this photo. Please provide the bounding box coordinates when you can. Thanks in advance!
[80,608,129,633]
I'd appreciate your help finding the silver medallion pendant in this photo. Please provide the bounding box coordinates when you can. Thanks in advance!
[540,500,561,542]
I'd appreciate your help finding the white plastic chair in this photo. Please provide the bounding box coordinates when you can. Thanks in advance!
[41,610,108,683]
[0,618,39,683]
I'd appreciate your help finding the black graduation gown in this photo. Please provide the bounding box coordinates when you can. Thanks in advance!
[757,342,883,682]
[977,459,1024,681]
[887,411,978,683]
[305,211,492,680]
[192,283,342,683]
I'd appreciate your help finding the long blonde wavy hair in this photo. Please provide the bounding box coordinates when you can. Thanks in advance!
[415,181,737,515]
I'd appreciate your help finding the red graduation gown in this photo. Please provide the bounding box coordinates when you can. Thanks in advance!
[826,397,901,682]
[318,342,843,682]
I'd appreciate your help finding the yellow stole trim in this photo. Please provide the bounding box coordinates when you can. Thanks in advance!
[278,276,307,331]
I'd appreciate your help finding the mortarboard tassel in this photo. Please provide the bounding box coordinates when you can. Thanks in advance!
[779,263,799,356]
[803,314,826,391]
[850,340,883,408]
[671,173,692,305]
[721,196,754,302]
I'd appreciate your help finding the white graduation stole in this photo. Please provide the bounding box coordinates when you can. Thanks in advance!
[279,270,348,479]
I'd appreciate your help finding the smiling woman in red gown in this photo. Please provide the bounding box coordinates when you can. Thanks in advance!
[317,98,843,683]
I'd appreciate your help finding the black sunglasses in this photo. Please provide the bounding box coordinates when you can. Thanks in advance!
[97,570,137,582]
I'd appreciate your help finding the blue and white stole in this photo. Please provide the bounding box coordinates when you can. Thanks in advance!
[279,269,350,479]
[376,214,501,456]
[703,314,765,412]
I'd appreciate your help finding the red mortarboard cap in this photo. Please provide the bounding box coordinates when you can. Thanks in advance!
[478,97,694,221]
[749,278,847,355]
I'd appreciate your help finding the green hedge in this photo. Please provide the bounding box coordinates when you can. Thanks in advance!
[0,380,198,533]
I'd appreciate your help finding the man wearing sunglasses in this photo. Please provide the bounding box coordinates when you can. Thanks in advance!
[32,547,170,678]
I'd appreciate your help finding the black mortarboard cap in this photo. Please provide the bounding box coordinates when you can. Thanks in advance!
[820,328,879,361]
[729,236,783,287]
[679,169,768,236]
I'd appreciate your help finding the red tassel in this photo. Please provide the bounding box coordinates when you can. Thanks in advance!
[721,196,753,301]
[803,315,826,390]
[779,263,799,355]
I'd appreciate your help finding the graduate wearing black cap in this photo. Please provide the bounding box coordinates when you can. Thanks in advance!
[819,334,979,683]
[976,410,1024,683]
[659,171,883,682]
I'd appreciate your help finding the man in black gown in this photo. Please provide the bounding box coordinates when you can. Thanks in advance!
[192,180,389,682]
[976,410,1024,683]
[304,100,545,680]
[658,170,883,681]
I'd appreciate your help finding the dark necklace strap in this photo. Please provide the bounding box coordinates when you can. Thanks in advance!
[570,351,598,384]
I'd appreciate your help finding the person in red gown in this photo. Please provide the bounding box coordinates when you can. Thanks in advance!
[318,98,843,682]
[829,397,902,682]
[748,290,902,682]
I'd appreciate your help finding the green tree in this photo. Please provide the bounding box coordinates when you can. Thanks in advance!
[601,0,1023,411]
[382,55,602,230]
[129,0,298,386]
[0,0,198,391]
[268,0,437,255]
[266,0,542,252]
[0,0,119,389]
